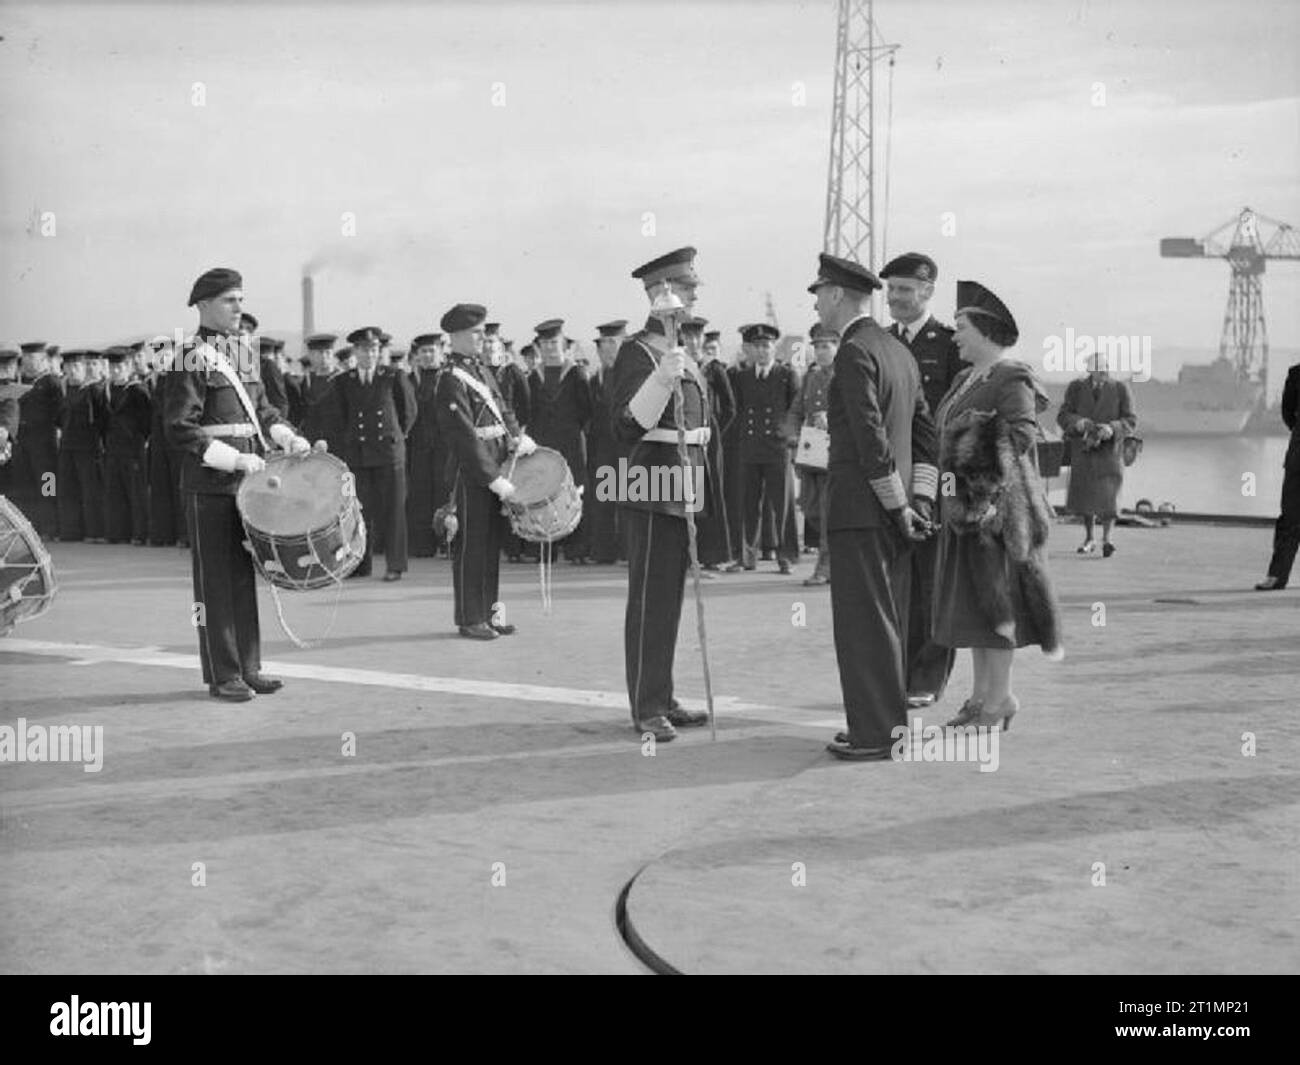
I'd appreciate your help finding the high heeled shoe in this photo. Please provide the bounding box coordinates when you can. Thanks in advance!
[945,698,984,727]
[1077,540,1096,555]
[971,695,1019,732]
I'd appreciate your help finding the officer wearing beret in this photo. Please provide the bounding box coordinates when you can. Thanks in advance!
[334,325,418,580]
[54,349,108,542]
[730,322,801,573]
[881,251,961,705]
[809,253,939,760]
[13,341,64,538]
[434,304,536,638]
[608,247,712,741]
[164,267,313,701]
[103,346,152,544]
[586,320,627,564]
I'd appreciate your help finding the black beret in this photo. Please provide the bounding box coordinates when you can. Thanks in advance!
[346,326,384,345]
[807,253,881,295]
[305,333,337,350]
[411,333,443,349]
[596,320,628,338]
[631,247,699,287]
[239,312,259,332]
[534,318,564,339]
[955,280,1018,343]
[739,323,780,343]
[440,303,487,334]
[188,267,242,306]
[880,252,938,283]
[810,323,840,342]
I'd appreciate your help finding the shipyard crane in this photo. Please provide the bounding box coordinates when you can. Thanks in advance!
[1160,207,1300,395]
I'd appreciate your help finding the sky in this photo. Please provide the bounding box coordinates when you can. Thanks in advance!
[1,0,1298,394]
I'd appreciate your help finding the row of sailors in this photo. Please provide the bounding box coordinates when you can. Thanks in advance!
[0,253,960,583]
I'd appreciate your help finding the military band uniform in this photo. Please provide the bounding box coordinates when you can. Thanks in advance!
[892,315,960,700]
[333,363,417,576]
[827,315,938,749]
[734,360,801,566]
[14,368,63,537]
[103,372,152,543]
[57,364,107,541]
[609,316,711,732]
[435,349,520,629]
[163,326,299,693]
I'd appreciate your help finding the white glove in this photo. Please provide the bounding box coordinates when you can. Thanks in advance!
[653,349,687,385]
[312,439,329,453]
[488,476,517,501]
[516,433,537,457]
[288,435,311,455]
[234,453,267,474]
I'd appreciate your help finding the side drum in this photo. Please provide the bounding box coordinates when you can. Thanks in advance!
[504,447,583,543]
[0,494,57,636]
[235,451,366,591]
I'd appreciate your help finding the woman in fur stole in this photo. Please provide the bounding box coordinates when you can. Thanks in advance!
[932,281,1065,732]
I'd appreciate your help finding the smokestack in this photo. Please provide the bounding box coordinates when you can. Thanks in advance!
[301,274,315,339]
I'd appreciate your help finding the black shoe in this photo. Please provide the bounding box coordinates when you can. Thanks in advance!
[1255,576,1287,591]
[1102,542,1116,558]
[459,623,499,640]
[945,699,984,727]
[209,679,254,702]
[383,571,402,582]
[665,702,708,727]
[243,674,283,695]
[490,623,517,636]
[778,560,792,575]
[635,716,677,742]
[826,740,893,761]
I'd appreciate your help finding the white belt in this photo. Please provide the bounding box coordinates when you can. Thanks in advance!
[200,423,257,438]
[642,426,710,445]
[475,425,506,440]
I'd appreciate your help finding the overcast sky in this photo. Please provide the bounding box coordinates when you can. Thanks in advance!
[1,0,1297,388]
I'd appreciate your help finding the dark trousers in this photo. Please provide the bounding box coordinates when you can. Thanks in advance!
[742,458,799,564]
[148,444,184,545]
[587,488,623,563]
[907,533,956,697]
[623,506,689,723]
[14,438,57,536]
[1266,464,1300,585]
[104,450,148,542]
[406,447,437,557]
[355,462,408,573]
[451,478,505,627]
[185,491,261,687]
[830,526,912,748]
[56,450,104,541]
[724,442,745,559]
[801,468,831,579]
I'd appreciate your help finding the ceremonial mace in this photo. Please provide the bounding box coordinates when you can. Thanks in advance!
[650,282,717,741]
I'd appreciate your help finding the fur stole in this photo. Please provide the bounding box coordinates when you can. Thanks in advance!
[941,408,1065,659]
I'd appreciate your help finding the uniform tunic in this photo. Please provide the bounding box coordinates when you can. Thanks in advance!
[527,363,593,559]
[1265,363,1300,586]
[103,379,152,542]
[57,379,108,541]
[933,360,1049,650]
[609,319,711,724]
[733,361,801,563]
[333,365,417,574]
[890,316,964,416]
[147,370,185,545]
[406,367,448,557]
[434,353,520,628]
[826,316,937,748]
[1057,376,1136,518]
[163,328,293,688]
[14,373,63,536]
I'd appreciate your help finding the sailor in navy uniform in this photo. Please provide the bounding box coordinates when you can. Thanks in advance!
[406,332,449,558]
[102,346,152,544]
[810,253,939,760]
[608,247,712,741]
[333,326,418,581]
[881,252,960,707]
[163,267,314,702]
[55,349,108,542]
[586,320,627,564]
[490,324,532,563]
[434,304,536,639]
[13,341,64,537]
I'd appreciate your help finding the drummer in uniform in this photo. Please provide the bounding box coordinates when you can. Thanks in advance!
[163,267,314,702]
[433,303,537,640]
[881,251,961,706]
[608,247,712,741]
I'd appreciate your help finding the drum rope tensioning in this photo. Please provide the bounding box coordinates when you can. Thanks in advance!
[0,495,57,638]
[235,449,367,648]
[503,445,582,617]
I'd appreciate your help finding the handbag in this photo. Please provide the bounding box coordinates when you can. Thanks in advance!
[1120,433,1143,467]
[795,425,829,470]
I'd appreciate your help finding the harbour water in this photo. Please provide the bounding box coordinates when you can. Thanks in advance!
[1044,434,1289,518]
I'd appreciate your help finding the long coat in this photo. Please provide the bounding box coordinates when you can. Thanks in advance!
[1057,375,1136,517]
